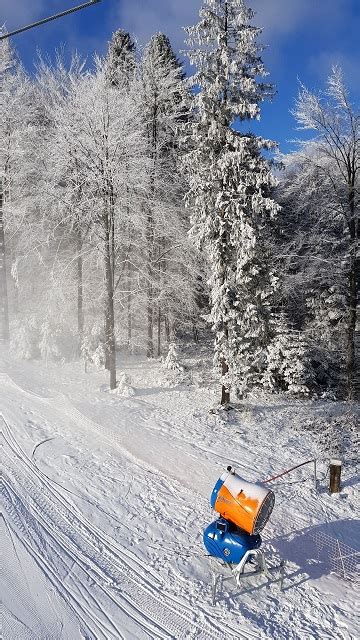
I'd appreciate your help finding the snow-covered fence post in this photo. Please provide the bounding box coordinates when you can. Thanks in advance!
[279,559,286,591]
[337,539,346,579]
[329,459,342,493]
[313,459,317,492]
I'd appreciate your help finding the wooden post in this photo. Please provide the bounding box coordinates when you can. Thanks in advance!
[329,459,342,494]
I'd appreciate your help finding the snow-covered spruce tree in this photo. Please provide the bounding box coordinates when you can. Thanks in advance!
[163,342,184,372]
[183,0,279,404]
[263,312,314,396]
[140,34,197,357]
[106,29,136,87]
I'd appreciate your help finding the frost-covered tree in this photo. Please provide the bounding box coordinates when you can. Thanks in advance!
[103,31,137,366]
[34,54,88,356]
[140,34,197,357]
[0,35,31,343]
[292,67,359,400]
[50,56,147,388]
[276,68,359,398]
[275,151,348,393]
[183,0,279,404]
[107,29,136,87]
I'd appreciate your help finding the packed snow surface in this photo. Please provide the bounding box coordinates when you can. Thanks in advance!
[1,348,359,639]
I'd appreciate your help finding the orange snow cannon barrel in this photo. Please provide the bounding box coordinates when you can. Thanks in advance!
[210,467,275,535]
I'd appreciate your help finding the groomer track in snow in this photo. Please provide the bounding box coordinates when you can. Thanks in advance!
[1,359,358,639]
[1,372,252,639]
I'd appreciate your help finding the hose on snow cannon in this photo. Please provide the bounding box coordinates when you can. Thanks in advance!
[203,466,275,564]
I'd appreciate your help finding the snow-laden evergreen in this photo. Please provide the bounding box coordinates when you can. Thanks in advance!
[263,312,313,396]
[162,342,184,372]
[183,0,280,402]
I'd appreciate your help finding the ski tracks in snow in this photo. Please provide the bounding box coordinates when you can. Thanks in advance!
[1,373,252,639]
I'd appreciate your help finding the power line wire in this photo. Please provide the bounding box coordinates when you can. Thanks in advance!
[0,1,101,40]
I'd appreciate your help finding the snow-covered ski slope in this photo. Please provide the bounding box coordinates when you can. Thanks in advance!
[1,349,359,639]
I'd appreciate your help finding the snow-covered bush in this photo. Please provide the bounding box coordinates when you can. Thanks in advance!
[114,371,135,397]
[81,322,107,369]
[161,342,188,387]
[93,344,106,369]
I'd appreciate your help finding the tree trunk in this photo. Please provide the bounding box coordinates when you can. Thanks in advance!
[346,180,358,400]
[157,304,161,357]
[146,96,159,360]
[165,314,170,343]
[104,314,110,370]
[76,225,84,356]
[0,180,10,342]
[146,210,154,358]
[346,250,357,400]
[156,240,163,357]
[104,211,116,389]
[221,356,230,405]
[127,260,132,350]
[147,288,154,358]
[329,459,342,494]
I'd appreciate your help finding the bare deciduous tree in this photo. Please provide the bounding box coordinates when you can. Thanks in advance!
[292,67,359,399]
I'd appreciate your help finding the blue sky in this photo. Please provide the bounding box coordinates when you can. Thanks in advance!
[2,0,359,152]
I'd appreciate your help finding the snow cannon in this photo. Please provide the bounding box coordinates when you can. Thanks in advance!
[203,517,261,564]
[210,467,275,536]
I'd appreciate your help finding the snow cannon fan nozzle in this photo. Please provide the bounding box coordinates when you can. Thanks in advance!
[203,467,275,565]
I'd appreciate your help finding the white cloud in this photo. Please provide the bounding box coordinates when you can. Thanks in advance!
[115,0,201,52]
[251,0,351,39]
[114,0,354,54]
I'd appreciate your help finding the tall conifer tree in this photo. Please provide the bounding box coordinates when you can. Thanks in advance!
[183,0,279,403]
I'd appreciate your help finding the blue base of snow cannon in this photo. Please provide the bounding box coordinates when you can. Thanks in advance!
[203,518,261,564]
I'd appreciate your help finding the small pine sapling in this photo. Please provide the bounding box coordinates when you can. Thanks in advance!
[163,342,184,372]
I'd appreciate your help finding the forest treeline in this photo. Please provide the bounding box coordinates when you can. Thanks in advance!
[0,0,358,402]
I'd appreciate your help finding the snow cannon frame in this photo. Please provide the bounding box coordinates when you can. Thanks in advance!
[210,467,275,536]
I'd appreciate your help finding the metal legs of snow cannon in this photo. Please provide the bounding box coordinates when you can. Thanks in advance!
[209,552,287,605]
[232,548,270,585]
